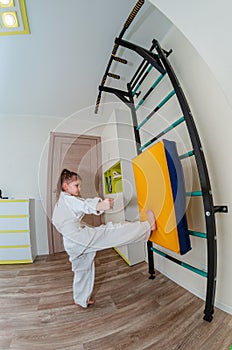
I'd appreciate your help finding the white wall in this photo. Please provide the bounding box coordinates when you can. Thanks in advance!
[1,0,231,315]
[164,27,232,315]
[0,115,58,254]
[149,0,232,108]
[145,0,232,315]
[132,24,232,314]
[0,103,122,255]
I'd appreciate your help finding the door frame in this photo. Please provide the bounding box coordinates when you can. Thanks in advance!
[47,132,103,254]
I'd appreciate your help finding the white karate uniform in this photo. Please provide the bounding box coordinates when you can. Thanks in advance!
[52,191,151,308]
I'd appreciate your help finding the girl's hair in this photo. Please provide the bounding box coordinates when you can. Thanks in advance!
[56,168,82,200]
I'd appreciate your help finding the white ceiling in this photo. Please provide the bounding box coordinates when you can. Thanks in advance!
[0,0,172,118]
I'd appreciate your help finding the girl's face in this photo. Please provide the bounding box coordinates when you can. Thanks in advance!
[63,177,81,197]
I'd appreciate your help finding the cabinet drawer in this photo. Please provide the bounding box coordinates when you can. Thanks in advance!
[0,231,30,246]
[0,200,29,215]
[0,247,33,263]
[0,199,35,264]
[0,217,29,230]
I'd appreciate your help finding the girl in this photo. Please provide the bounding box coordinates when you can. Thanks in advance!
[52,168,156,308]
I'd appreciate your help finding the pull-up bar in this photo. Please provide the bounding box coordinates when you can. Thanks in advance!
[130,41,157,94]
[130,48,171,95]
[132,64,153,96]
[130,59,148,89]
[95,0,145,114]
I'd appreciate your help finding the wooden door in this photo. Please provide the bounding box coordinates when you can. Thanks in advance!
[47,132,103,253]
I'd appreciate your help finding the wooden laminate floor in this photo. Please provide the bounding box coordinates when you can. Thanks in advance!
[0,249,232,350]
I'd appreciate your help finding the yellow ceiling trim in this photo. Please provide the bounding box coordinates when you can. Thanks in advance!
[0,0,30,36]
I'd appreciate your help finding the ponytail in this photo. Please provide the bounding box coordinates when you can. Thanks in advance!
[56,169,82,201]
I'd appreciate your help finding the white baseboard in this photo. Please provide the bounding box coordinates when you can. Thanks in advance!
[155,265,232,316]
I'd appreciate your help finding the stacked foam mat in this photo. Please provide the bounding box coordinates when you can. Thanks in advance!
[132,139,191,255]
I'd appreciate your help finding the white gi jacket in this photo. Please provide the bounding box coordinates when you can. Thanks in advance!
[52,191,103,251]
[52,191,151,307]
[52,191,151,254]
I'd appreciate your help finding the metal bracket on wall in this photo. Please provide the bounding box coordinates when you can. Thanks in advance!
[214,206,228,213]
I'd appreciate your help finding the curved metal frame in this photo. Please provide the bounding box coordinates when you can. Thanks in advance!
[152,39,216,321]
[95,1,228,322]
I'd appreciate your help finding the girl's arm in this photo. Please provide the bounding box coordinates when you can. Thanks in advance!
[96,198,114,212]
[63,194,114,215]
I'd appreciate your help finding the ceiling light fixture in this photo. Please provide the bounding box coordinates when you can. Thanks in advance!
[2,11,18,27]
[0,0,14,7]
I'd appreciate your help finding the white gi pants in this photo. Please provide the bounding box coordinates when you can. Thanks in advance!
[63,220,151,308]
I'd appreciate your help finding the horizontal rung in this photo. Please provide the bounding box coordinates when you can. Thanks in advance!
[135,74,164,109]
[179,150,194,160]
[112,56,127,64]
[107,73,120,79]
[137,90,176,130]
[135,73,166,111]
[188,230,207,239]
[139,139,152,151]
[181,262,208,277]
[186,191,203,197]
[135,98,145,110]
[151,73,166,89]
[132,65,153,96]
[137,116,149,130]
[146,64,153,73]
[157,89,175,109]
[132,83,141,96]
[138,117,185,150]
[156,117,186,141]
[151,247,208,277]
[162,116,185,133]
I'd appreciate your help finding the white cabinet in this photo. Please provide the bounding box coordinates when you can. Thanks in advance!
[0,199,36,264]
[102,109,147,266]
[104,161,146,266]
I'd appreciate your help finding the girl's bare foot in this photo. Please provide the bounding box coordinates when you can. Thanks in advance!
[146,209,156,231]
[75,299,95,308]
